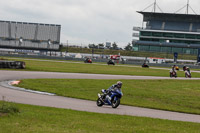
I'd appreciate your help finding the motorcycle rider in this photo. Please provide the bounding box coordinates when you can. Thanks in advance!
[106,81,123,105]
[185,67,191,77]
[183,65,187,71]
[108,58,114,65]
[187,67,190,73]
[170,65,177,73]
[169,65,178,77]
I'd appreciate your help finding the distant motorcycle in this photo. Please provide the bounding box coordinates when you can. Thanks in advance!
[107,59,115,65]
[185,70,191,78]
[170,71,177,78]
[97,89,123,108]
[84,58,92,63]
[142,63,149,68]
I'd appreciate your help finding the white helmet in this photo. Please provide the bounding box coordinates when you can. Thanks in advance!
[117,81,122,88]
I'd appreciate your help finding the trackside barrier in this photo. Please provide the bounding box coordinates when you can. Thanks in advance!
[1,53,200,69]
[0,60,25,69]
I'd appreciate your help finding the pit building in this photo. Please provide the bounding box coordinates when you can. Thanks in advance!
[133,11,200,56]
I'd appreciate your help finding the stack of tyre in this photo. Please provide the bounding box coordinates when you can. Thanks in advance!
[0,61,26,69]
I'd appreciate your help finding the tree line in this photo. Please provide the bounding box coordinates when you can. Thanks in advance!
[88,42,132,51]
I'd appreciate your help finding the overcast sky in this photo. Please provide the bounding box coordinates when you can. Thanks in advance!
[0,0,200,48]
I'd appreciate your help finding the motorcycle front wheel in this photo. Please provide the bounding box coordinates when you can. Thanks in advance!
[96,98,104,107]
[185,73,188,78]
[111,97,120,108]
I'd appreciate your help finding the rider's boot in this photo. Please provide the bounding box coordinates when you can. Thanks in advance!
[106,95,111,105]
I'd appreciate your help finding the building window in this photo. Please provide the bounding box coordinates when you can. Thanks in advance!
[194,49,198,54]
[152,32,163,37]
[183,48,196,54]
[172,47,183,53]
[161,47,172,53]
[139,45,150,51]
[150,46,161,52]
[140,31,152,36]
[185,34,196,39]
[196,35,200,39]
[174,33,185,38]
[133,44,139,51]
[140,38,152,41]
[163,33,173,37]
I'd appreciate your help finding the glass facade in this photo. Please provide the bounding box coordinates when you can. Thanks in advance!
[134,12,200,56]
[133,44,198,55]
[140,31,200,44]
[134,30,200,55]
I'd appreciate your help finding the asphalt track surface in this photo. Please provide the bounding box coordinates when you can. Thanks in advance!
[0,70,200,123]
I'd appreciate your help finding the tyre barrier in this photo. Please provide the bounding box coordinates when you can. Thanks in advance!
[0,61,25,69]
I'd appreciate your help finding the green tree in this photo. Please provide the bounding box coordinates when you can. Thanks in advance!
[98,43,104,49]
[124,43,132,51]
[88,44,97,48]
[112,42,118,50]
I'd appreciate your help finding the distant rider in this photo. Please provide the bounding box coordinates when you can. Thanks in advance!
[170,65,177,73]
[187,67,190,73]
[106,81,123,104]
[183,65,187,71]
[186,67,191,75]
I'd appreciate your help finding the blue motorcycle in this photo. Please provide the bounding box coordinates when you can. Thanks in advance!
[97,89,123,108]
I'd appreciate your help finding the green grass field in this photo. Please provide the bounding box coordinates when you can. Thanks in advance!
[17,79,200,115]
[1,57,200,132]
[0,102,200,133]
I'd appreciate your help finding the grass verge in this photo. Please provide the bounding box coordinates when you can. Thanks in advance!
[17,79,200,114]
[0,101,200,133]
[1,57,200,77]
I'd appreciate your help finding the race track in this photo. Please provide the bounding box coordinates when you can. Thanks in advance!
[0,70,200,123]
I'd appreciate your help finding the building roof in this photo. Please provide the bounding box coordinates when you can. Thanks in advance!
[0,20,61,26]
[137,11,200,23]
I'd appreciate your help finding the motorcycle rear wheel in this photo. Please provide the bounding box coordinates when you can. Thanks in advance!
[111,97,120,108]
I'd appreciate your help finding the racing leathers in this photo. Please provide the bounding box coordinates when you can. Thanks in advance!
[106,84,123,105]
[170,66,177,74]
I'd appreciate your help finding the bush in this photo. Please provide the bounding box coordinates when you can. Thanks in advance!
[0,98,19,114]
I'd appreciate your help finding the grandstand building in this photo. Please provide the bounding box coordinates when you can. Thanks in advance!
[132,6,200,56]
[0,20,61,51]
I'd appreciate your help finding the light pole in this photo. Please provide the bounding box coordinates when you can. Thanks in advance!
[66,40,69,53]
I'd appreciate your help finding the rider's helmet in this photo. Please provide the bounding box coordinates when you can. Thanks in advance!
[117,81,122,88]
